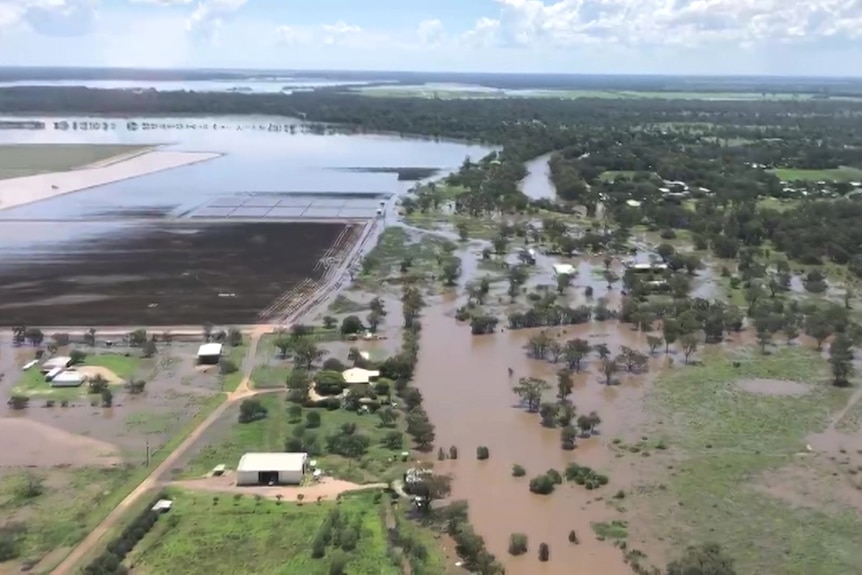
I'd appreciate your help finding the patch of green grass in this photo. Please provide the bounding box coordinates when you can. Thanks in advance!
[0,144,150,180]
[756,196,801,212]
[129,488,398,575]
[391,504,450,574]
[356,227,450,287]
[0,467,134,564]
[11,353,144,397]
[184,394,405,483]
[768,166,862,182]
[219,344,246,391]
[250,365,291,389]
[640,345,862,575]
[404,212,499,240]
[125,412,178,435]
[592,520,629,540]
[85,353,143,380]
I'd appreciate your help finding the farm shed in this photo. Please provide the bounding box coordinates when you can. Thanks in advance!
[342,367,380,385]
[197,343,223,365]
[236,452,307,486]
[552,263,576,277]
[41,356,72,373]
[51,370,84,388]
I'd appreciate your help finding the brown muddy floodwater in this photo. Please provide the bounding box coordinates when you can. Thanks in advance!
[413,300,664,575]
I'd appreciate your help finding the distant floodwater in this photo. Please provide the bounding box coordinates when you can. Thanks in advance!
[0,78,378,94]
[0,115,493,236]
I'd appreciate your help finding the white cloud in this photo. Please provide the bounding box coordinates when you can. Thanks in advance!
[461,0,862,49]
[321,20,360,45]
[461,16,500,48]
[186,0,246,40]
[0,0,96,36]
[416,18,444,45]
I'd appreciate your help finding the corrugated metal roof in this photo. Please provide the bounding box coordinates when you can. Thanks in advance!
[237,452,307,472]
[342,367,380,385]
[197,343,223,356]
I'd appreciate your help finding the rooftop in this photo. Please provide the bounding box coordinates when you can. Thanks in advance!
[197,343,224,357]
[237,452,307,472]
[342,367,380,385]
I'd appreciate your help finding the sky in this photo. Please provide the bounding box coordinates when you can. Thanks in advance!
[1,0,862,76]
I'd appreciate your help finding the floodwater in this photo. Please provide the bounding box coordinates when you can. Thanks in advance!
[0,116,491,249]
[520,153,555,200]
[411,247,666,574]
[0,78,377,93]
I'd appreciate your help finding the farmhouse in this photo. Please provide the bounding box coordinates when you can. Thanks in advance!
[197,343,223,365]
[41,356,72,374]
[342,367,380,385]
[50,370,84,388]
[236,452,308,486]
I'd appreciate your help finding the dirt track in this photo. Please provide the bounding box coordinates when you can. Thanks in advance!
[51,328,268,575]
[169,475,387,503]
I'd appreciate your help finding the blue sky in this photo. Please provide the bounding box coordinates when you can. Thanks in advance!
[1,0,861,75]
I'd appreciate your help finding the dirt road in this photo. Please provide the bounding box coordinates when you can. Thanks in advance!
[169,475,387,502]
[51,329,268,575]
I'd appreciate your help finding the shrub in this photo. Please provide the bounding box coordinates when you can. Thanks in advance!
[508,533,528,556]
[538,542,550,562]
[306,410,322,428]
[448,445,458,459]
[546,469,562,485]
[287,404,303,422]
[512,464,526,477]
[238,398,268,424]
[568,530,578,544]
[219,358,239,375]
[476,446,490,460]
[529,474,556,495]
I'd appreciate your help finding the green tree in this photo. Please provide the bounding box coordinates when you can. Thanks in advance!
[829,334,854,387]
[556,368,573,403]
[513,377,550,412]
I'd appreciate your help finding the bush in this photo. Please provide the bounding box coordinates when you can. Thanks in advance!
[568,530,578,544]
[512,464,526,477]
[238,398,268,424]
[322,358,346,372]
[538,542,550,562]
[219,358,239,375]
[508,533,528,556]
[306,410,322,428]
[529,474,556,495]
[448,445,458,459]
[476,446,490,460]
[287,404,303,422]
[546,468,562,485]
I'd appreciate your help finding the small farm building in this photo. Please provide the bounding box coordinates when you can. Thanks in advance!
[51,370,84,388]
[552,263,576,277]
[236,452,307,486]
[41,356,72,374]
[197,343,223,365]
[342,367,380,385]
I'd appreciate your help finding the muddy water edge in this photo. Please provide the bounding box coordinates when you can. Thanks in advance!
[410,246,665,574]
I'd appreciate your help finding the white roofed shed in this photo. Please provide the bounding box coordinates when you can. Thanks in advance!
[236,452,308,486]
[197,343,223,365]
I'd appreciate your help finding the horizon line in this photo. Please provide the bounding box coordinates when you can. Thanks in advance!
[1,66,861,81]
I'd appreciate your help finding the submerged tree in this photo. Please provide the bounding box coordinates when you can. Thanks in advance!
[513,377,550,412]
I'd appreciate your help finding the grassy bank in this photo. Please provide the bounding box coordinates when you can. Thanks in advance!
[0,143,150,180]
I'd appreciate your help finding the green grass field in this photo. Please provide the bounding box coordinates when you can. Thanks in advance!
[0,144,149,180]
[12,353,144,397]
[183,393,406,483]
[127,489,399,575]
[639,346,862,575]
[0,467,134,566]
[768,166,862,182]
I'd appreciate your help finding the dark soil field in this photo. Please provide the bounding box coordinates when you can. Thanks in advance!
[0,221,363,326]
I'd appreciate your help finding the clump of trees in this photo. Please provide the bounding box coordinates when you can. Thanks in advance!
[565,462,609,490]
[238,398,268,423]
[508,533,528,555]
[529,469,563,495]
[83,493,168,575]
